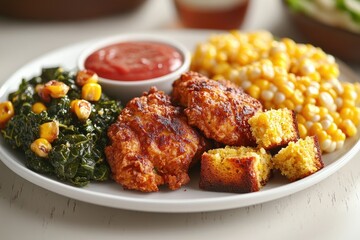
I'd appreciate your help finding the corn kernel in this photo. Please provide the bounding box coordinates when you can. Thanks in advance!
[302,104,319,120]
[296,114,306,124]
[278,84,294,97]
[297,83,307,93]
[341,99,356,108]
[0,101,14,129]
[71,99,92,121]
[317,130,329,143]
[304,97,316,105]
[308,72,321,82]
[237,53,250,66]
[216,51,228,62]
[298,123,307,138]
[332,129,346,141]
[327,141,337,153]
[340,107,353,120]
[44,80,70,98]
[273,92,286,105]
[30,138,52,158]
[299,59,315,76]
[32,102,47,114]
[331,111,342,125]
[318,91,335,110]
[39,121,59,143]
[283,99,295,110]
[254,79,270,90]
[325,122,337,134]
[247,85,261,99]
[340,119,357,137]
[321,139,332,152]
[248,66,262,80]
[291,90,304,105]
[354,83,360,104]
[82,83,102,101]
[261,90,274,101]
[343,83,356,98]
[309,122,323,136]
[319,107,329,118]
[327,89,338,99]
[213,62,230,75]
[76,69,98,87]
[353,107,360,126]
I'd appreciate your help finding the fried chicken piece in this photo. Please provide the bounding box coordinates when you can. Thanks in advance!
[105,87,207,192]
[172,71,263,146]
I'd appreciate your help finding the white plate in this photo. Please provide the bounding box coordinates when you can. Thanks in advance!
[1,30,360,213]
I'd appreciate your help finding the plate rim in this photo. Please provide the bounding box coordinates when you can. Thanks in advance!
[0,29,359,213]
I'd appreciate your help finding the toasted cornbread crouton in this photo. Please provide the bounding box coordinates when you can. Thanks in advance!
[248,108,299,150]
[272,136,323,181]
[199,146,272,193]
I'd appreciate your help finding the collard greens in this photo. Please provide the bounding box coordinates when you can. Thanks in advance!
[1,67,121,187]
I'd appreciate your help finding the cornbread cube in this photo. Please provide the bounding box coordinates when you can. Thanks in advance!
[199,146,272,193]
[248,108,299,151]
[272,136,323,181]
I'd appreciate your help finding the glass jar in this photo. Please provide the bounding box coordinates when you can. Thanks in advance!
[174,0,250,29]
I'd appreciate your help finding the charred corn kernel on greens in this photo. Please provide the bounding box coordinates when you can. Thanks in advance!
[0,67,122,186]
[0,101,14,129]
[191,30,360,153]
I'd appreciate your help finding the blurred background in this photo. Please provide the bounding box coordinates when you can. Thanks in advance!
[0,0,359,77]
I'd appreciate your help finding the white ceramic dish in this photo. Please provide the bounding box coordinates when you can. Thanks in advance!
[77,34,191,104]
[0,30,360,213]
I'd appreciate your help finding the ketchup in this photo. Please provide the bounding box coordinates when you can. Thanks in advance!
[84,41,183,81]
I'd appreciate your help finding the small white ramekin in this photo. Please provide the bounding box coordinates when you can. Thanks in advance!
[77,34,191,104]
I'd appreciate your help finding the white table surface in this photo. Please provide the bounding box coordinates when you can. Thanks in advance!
[1,0,360,239]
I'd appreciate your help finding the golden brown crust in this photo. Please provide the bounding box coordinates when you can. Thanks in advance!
[272,135,324,182]
[288,135,323,181]
[199,153,261,193]
[105,87,207,192]
[172,71,263,146]
[313,135,324,170]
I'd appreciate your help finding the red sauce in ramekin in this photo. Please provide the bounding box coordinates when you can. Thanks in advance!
[84,41,183,81]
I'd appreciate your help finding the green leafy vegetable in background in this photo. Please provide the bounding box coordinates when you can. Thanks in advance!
[1,67,122,187]
[287,0,360,25]
[337,0,360,23]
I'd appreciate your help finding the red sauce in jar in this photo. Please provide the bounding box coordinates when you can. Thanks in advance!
[84,41,183,81]
[174,0,249,30]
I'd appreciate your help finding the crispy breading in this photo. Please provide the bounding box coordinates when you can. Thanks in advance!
[172,71,263,146]
[105,87,207,192]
